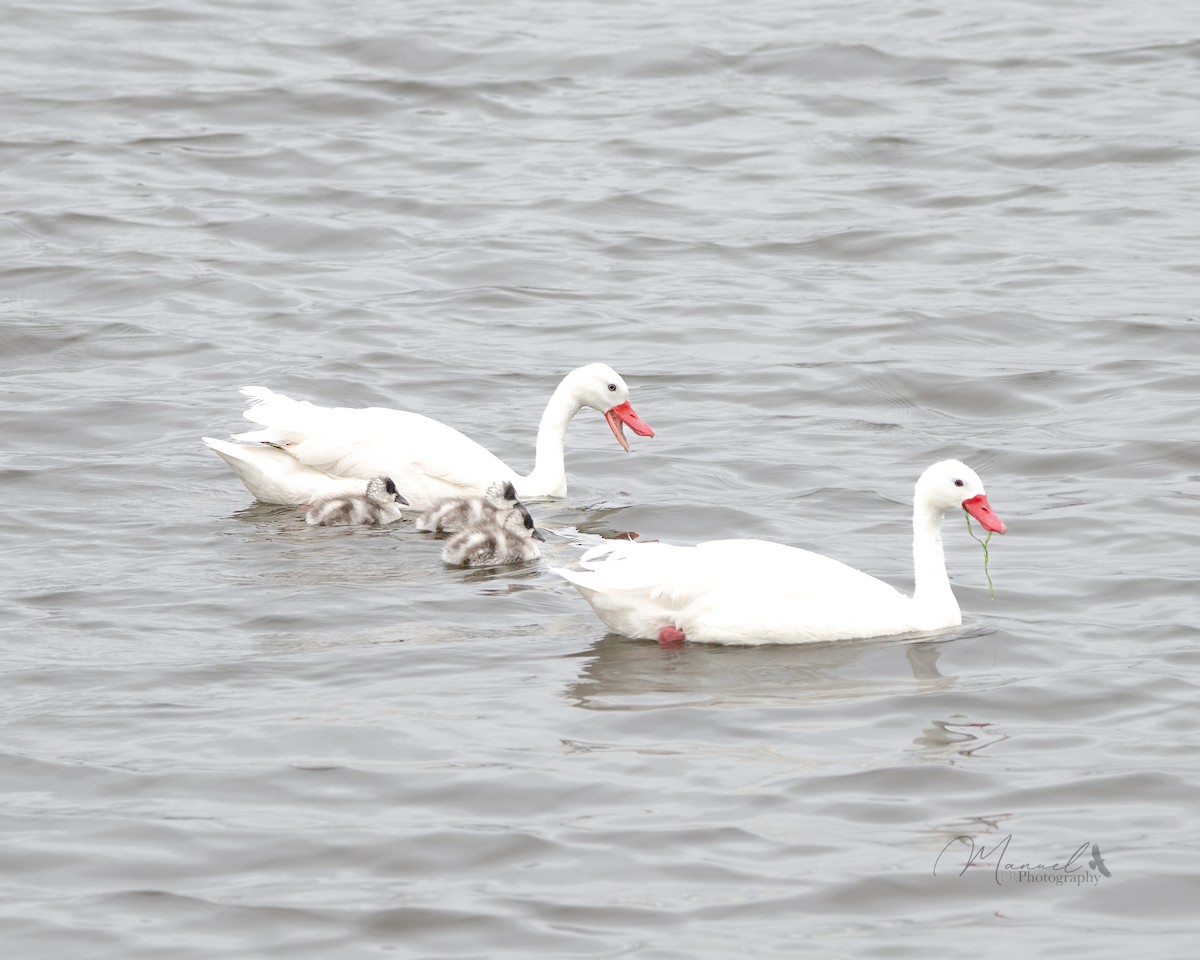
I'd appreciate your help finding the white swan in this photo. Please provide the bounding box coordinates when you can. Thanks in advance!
[441,501,546,567]
[554,460,1007,645]
[203,363,654,510]
[303,476,409,527]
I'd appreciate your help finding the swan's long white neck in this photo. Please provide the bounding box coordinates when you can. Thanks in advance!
[520,377,582,497]
[910,501,960,623]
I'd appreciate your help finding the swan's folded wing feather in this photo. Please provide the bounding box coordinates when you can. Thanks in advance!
[233,388,515,498]
[647,539,905,611]
[571,539,905,603]
[559,538,914,645]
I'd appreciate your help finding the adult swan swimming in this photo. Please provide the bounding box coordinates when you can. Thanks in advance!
[555,460,1007,645]
[203,363,654,509]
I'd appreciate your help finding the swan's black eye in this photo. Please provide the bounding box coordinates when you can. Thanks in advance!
[503,482,517,501]
[953,479,964,487]
[607,383,617,392]
[385,478,397,494]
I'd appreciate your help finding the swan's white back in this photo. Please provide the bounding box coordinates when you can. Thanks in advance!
[233,387,517,508]
[559,538,911,644]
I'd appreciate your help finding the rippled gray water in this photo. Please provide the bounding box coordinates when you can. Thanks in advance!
[2,0,1198,956]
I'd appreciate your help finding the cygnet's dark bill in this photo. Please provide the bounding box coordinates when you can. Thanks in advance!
[516,502,547,541]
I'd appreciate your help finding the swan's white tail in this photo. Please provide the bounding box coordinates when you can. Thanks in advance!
[202,437,364,505]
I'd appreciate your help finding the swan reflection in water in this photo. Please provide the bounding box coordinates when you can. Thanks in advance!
[560,628,975,711]
[560,626,1004,774]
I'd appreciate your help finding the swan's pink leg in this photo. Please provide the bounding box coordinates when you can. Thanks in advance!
[658,625,686,646]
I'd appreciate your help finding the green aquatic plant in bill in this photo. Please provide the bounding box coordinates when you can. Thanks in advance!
[966,512,996,599]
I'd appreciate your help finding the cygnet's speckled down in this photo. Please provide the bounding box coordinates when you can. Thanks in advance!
[416,480,520,534]
[442,500,546,567]
[304,476,408,526]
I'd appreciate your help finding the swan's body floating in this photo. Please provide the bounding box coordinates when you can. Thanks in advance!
[303,476,408,527]
[442,500,546,567]
[202,364,653,510]
[554,460,1007,645]
[416,480,521,534]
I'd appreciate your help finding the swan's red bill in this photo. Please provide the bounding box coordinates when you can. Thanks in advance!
[962,493,1007,534]
[604,401,655,452]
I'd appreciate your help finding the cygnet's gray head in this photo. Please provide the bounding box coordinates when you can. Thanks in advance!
[484,480,519,508]
[365,476,409,507]
[505,499,546,542]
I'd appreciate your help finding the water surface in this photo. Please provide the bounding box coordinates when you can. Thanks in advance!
[2,0,1198,957]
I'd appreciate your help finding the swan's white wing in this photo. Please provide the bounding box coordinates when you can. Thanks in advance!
[681,540,919,643]
[564,538,903,608]
[691,539,905,605]
[295,410,516,503]
[557,538,910,644]
[232,388,518,507]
